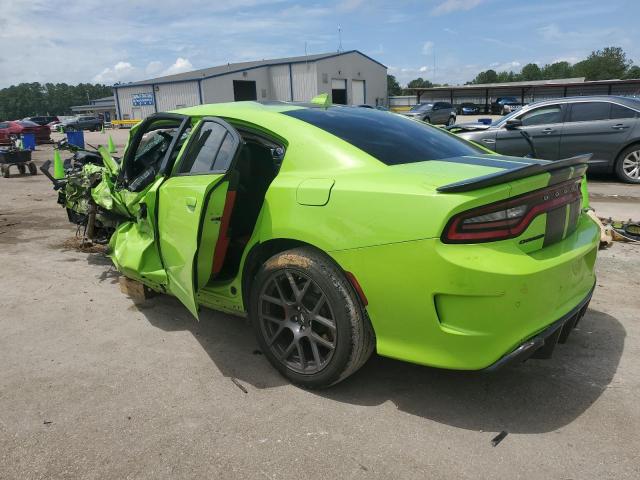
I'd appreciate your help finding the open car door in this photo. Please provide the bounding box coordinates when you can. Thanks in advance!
[157,117,242,318]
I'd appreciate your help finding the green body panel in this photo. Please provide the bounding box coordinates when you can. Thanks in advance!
[95,101,598,370]
[109,177,167,289]
[157,173,226,317]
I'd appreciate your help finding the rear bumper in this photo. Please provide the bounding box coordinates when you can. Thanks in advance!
[483,283,594,371]
[330,214,600,370]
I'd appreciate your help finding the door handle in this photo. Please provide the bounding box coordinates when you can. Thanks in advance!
[185,196,197,210]
[542,128,554,134]
[482,138,496,144]
[612,124,629,130]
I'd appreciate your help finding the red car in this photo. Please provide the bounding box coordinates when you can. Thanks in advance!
[0,120,51,145]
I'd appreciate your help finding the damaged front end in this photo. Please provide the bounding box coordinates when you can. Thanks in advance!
[41,141,130,245]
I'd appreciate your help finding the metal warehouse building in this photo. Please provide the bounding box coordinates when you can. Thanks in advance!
[113,50,387,120]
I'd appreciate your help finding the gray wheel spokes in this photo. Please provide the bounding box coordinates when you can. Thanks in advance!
[259,269,337,374]
[624,151,640,178]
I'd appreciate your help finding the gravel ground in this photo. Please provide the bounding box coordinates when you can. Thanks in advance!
[0,138,638,479]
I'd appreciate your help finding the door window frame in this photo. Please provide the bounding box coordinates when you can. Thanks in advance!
[120,113,190,184]
[172,117,243,177]
[512,103,566,127]
[564,100,613,124]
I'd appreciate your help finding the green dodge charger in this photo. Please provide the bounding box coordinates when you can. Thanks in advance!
[46,101,599,388]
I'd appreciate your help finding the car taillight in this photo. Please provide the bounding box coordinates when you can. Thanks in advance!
[442,178,582,243]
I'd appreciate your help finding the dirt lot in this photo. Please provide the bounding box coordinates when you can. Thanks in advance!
[1,136,639,479]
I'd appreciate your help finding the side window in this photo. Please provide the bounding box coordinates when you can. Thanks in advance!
[520,105,562,126]
[178,121,237,174]
[568,102,610,122]
[610,104,637,119]
[0,122,9,129]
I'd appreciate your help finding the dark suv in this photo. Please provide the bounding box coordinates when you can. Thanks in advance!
[402,101,457,126]
[491,96,523,115]
[452,95,640,183]
[61,115,103,132]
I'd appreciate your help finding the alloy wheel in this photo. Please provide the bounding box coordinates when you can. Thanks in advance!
[258,269,337,375]
[622,150,640,180]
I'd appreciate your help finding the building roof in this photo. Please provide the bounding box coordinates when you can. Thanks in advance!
[115,50,386,88]
[406,77,640,92]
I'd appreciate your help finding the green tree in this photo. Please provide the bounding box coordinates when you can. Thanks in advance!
[623,65,640,79]
[541,61,574,80]
[572,47,631,80]
[387,74,402,96]
[520,63,543,81]
[0,82,112,120]
[470,69,498,84]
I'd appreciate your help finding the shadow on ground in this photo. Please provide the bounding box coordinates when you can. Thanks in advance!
[125,273,624,434]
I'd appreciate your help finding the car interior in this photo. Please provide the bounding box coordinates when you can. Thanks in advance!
[213,126,284,281]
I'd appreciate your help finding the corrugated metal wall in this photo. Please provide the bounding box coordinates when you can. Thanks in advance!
[115,85,156,119]
[155,81,200,111]
[270,65,291,101]
[291,62,317,102]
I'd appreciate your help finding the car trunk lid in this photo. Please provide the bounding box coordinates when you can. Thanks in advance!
[393,154,589,251]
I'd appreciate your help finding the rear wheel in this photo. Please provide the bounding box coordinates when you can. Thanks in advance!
[17,164,26,175]
[250,246,375,389]
[446,116,456,127]
[28,162,37,175]
[423,116,431,124]
[615,145,640,183]
[1,165,9,178]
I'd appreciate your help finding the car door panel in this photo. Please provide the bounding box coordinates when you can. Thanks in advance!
[157,117,242,318]
[157,174,227,317]
[496,104,564,159]
[559,102,634,167]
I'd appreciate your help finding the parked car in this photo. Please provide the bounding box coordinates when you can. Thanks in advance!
[450,96,640,183]
[60,115,103,131]
[43,102,598,388]
[491,96,524,115]
[458,103,480,115]
[0,120,51,145]
[23,115,59,126]
[402,101,457,125]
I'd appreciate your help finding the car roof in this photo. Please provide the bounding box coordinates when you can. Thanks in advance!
[525,95,640,109]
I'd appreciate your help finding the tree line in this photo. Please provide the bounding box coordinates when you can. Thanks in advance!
[0,83,113,120]
[388,47,640,95]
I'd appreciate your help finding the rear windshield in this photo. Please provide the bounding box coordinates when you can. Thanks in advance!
[283,107,482,165]
[18,121,39,127]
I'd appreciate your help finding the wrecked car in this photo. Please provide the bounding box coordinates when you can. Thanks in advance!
[44,102,599,388]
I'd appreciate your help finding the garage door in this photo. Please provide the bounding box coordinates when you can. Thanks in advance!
[352,80,365,105]
[331,79,347,105]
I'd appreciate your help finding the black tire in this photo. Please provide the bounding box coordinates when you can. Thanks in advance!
[615,144,640,183]
[446,116,456,127]
[249,246,375,389]
[17,164,26,175]
[423,116,431,124]
[1,165,9,178]
[28,162,37,175]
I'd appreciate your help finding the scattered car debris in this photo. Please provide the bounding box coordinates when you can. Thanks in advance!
[491,430,508,447]
[230,377,248,394]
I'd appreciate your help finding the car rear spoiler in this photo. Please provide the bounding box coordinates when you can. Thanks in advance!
[437,154,591,193]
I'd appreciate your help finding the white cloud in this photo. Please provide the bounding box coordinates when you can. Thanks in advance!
[145,61,163,76]
[160,58,194,76]
[432,0,484,16]
[422,41,434,55]
[92,61,137,83]
[419,66,428,72]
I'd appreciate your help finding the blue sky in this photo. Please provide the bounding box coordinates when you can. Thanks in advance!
[0,0,638,88]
